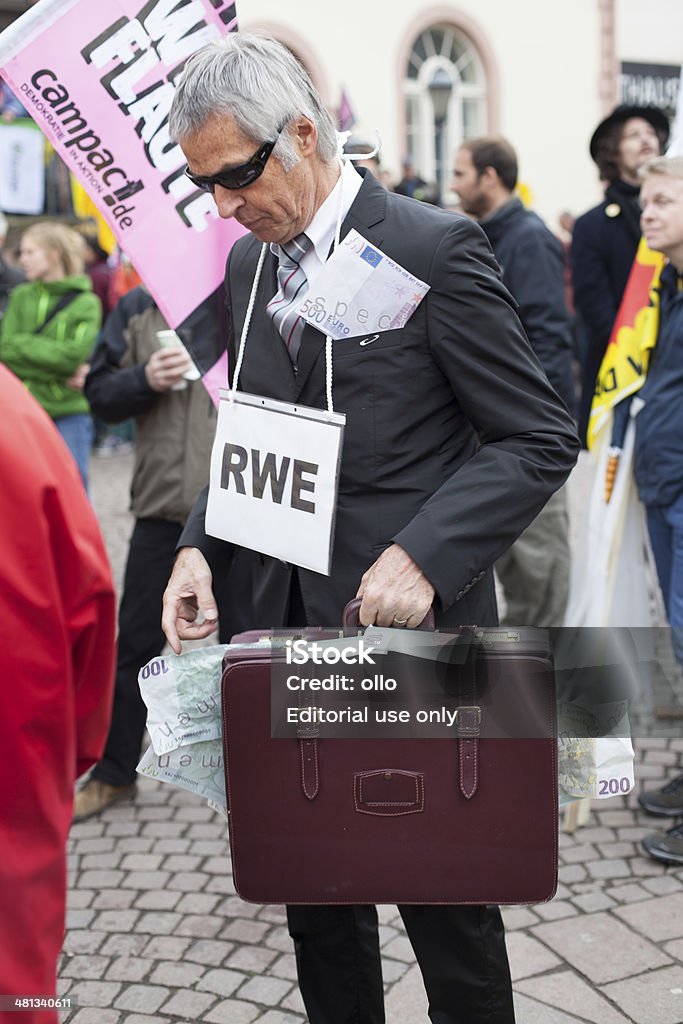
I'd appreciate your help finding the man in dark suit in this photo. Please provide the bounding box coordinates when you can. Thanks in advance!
[162,33,579,1024]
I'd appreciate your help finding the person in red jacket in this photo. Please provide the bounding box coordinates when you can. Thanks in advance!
[0,365,116,1024]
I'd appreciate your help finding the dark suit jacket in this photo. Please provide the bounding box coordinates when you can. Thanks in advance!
[181,172,579,629]
[570,183,641,443]
[479,198,576,416]
[571,199,639,345]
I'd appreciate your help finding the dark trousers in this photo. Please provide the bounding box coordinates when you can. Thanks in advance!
[286,903,515,1024]
[284,575,515,1024]
[92,518,183,786]
[92,514,244,785]
[646,496,683,669]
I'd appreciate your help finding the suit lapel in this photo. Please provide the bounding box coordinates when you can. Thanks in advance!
[293,172,388,400]
[339,169,387,251]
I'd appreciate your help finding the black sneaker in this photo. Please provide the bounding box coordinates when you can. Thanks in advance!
[638,772,683,816]
[642,820,683,865]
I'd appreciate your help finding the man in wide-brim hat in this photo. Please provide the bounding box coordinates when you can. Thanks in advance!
[589,103,670,182]
[570,104,669,444]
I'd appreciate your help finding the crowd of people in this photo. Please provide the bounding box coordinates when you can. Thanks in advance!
[2,30,683,1024]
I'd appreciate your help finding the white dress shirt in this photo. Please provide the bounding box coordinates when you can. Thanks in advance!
[270,159,363,299]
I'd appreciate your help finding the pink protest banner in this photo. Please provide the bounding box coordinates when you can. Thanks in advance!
[0,0,245,343]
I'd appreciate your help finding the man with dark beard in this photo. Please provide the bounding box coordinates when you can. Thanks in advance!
[452,135,575,628]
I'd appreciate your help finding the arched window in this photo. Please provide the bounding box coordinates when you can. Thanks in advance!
[404,25,487,201]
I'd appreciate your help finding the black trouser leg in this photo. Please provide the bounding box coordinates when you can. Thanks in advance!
[92,518,182,786]
[285,902,514,1024]
[286,904,385,1024]
[398,904,515,1024]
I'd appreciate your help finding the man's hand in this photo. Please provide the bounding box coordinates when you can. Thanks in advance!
[356,544,435,628]
[162,547,218,654]
[145,347,193,392]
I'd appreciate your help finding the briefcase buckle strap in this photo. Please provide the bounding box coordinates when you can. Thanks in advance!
[296,689,321,799]
[456,706,481,800]
[455,705,481,736]
[296,722,320,739]
[299,738,320,800]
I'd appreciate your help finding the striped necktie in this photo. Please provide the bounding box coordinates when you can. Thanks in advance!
[266,233,313,363]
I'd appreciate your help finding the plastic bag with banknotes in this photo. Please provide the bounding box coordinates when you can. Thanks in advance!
[557,702,635,799]
[554,627,637,800]
[136,645,228,815]
[137,739,228,816]
[137,645,227,755]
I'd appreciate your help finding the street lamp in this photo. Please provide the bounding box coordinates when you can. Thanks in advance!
[428,67,453,205]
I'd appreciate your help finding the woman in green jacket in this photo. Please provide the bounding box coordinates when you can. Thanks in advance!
[0,222,102,489]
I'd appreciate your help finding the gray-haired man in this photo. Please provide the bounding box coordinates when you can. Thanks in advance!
[162,33,579,1024]
[622,157,683,863]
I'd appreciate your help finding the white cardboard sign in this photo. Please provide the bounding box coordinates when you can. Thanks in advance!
[205,391,345,575]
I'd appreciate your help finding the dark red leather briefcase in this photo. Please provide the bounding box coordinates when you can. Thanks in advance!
[221,606,558,905]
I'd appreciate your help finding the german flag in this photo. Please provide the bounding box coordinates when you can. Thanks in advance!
[587,239,663,450]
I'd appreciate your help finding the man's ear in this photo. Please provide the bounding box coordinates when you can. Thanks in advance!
[292,117,318,158]
[481,165,501,190]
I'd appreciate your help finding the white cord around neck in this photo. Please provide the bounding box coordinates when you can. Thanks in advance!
[325,159,346,414]
[231,241,267,395]
[230,160,347,417]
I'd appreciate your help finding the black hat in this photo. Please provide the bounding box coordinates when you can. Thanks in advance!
[589,104,670,163]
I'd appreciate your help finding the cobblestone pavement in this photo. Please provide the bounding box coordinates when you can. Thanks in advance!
[58,451,683,1024]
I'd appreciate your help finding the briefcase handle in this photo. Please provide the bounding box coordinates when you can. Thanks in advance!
[342,598,435,634]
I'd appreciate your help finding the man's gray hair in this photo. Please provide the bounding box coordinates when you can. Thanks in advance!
[0,210,8,240]
[640,156,683,181]
[169,34,338,171]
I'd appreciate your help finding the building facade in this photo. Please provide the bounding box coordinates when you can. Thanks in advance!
[239,0,681,228]
[0,0,680,228]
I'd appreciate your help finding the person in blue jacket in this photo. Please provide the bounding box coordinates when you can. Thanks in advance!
[452,134,576,628]
[619,157,683,862]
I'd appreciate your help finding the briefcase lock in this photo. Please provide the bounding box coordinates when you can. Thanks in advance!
[354,769,425,816]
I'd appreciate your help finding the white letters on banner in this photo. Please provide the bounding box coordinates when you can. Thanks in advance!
[0,0,242,330]
[205,392,345,576]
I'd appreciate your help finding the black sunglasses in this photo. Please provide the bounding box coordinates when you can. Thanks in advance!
[185,122,287,193]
